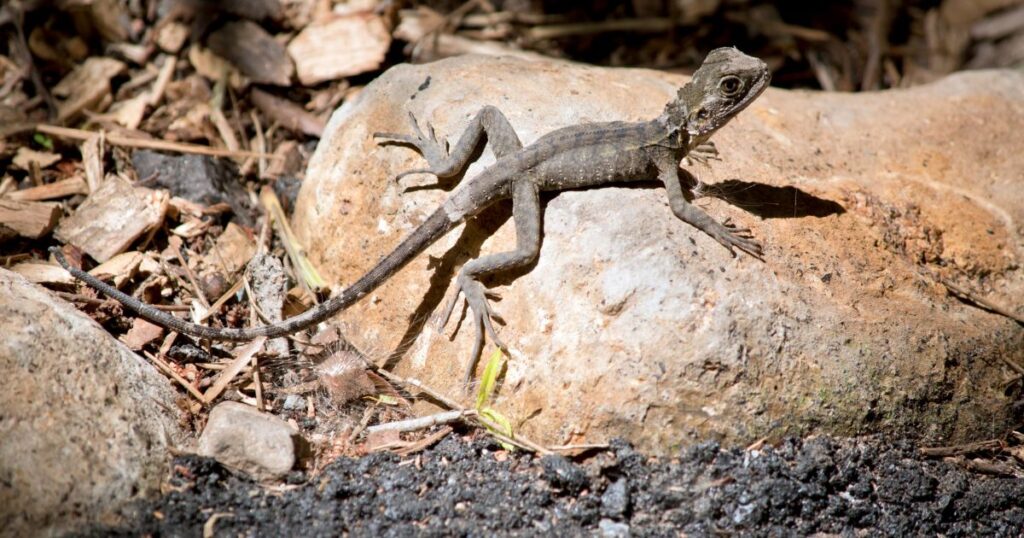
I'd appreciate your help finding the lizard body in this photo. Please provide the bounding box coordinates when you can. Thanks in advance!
[53,48,771,375]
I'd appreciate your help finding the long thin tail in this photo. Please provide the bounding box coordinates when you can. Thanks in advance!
[51,207,456,341]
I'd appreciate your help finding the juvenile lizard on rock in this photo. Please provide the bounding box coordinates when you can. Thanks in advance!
[54,47,771,378]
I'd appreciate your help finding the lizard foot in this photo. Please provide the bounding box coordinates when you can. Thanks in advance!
[712,216,763,259]
[373,111,450,180]
[686,141,721,165]
[438,274,507,386]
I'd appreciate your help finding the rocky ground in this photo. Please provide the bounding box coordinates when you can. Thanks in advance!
[83,435,1024,537]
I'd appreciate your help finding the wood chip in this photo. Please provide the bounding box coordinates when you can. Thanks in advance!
[12,147,61,170]
[203,222,256,276]
[287,14,390,85]
[82,134,104,193]
[54,175,168,262]
[52,57,127,121]
[203,337,267,404]
[207,20,293,86]
[89,0,131,43]
[264,140,302,179]
[218,0,282,20]
[10,261,74,285]
[156,21,190,54]
[187,46,247,90]
[5,176,89,201]
[250,89,325,137]
[0,198,61,238]
[88,250,144,288]
[121,318,165,351]
[98,93,149,129]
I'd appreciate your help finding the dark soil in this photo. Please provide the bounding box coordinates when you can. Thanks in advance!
[84,435,1024,537]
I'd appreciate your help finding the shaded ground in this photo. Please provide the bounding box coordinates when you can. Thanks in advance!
[84,435,1024,537]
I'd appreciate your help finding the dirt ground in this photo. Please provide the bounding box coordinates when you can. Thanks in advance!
[81,434,1024,537]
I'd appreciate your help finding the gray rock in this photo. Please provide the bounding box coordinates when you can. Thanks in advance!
[197,401,297,481]
[132,150,255,225]
[599,518,631,538]
[282,394,306,411]
[601,478,630,519]
[0,269,184,536]
[292,55,1024,452]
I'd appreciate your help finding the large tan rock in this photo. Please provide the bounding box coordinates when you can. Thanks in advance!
[0,269,185,535]
[292,55,1024,453]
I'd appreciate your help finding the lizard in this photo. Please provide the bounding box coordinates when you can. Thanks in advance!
[52,47,771,379]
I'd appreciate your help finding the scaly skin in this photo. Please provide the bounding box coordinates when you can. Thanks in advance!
[53,47,771,381]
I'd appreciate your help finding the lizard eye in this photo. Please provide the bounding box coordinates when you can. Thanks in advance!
[719,76,743,97]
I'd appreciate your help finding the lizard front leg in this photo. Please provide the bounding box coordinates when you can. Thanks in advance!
[375,105,524,181]
[654,149,763,258]
[439,178,541,386]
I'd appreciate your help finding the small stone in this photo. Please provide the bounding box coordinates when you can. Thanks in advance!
[600,478,630,518]
[541,455,587,494]
[598,518,631,538]
[197,401,298,481]
[281,394,306,411]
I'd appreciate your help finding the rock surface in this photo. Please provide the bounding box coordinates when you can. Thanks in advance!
[0,268,184,535]
[197,401,298,481]
[292,55,1024,452]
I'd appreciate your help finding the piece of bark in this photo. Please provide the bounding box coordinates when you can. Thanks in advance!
[206,20,293,86]
[82,135,103,193]
[52,57,127,122]
[88,251,144,288]
[10,261,74,285]
[216,0,282,21]
[250,89,325,137]
[264,141,302,179]
[6,176,89,201]
[120,318,165,351]
[54,176,168,263]
[202,222,256,277]
[89,0,131,43]
[187,46,246,90]
[287,14,390,85]
[156,21,190,54]
[393,9,546,63]
[0,199,61,239]
[12,147,60,170]
[248,253,288,356]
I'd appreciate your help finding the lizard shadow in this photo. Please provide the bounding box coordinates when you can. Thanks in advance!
[381,199,517,372]
[688,175,846,219]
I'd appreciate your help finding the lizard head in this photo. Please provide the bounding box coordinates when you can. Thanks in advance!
[664,47,770,145]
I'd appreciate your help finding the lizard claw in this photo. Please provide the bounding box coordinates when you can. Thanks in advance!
[438,274,507,385]
[373,111,451,180]
[713,217,763,259]
[686,141,722,165]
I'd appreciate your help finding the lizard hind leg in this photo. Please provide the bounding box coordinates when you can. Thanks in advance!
[438,178,542,387]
